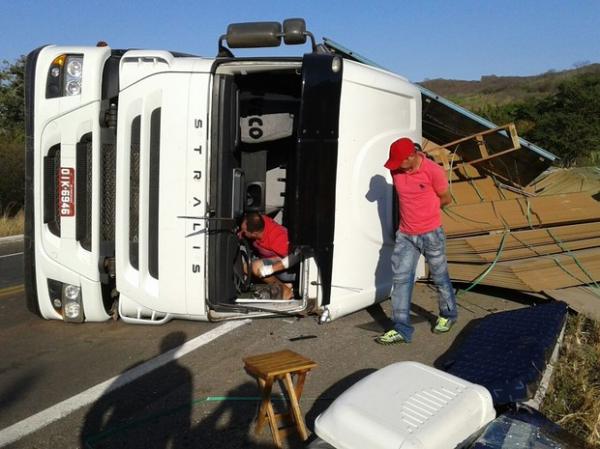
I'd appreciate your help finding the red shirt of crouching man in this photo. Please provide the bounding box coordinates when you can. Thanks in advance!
[239,212,301,300]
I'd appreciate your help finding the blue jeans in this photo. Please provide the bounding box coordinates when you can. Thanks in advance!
[390,227,457,342]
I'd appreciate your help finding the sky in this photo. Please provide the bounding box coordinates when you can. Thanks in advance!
[1,0,598,82]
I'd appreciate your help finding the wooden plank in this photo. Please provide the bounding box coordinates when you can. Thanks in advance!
[448,237,600,262]
[426,123,520,155]
[449,177,521,205]
[423,138,485,181]
[447,248,600,291]
[442,192,600,237]
[425,124,523,186]
[447,223,600,262]
[467,147,520,166]
[544,286,600,321]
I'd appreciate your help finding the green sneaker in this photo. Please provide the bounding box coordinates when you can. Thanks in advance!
[433,317,455,334]
[375,330,408,345]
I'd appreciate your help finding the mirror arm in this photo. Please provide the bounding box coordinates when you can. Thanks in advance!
[217,35,234,58]
[304,31,317,52]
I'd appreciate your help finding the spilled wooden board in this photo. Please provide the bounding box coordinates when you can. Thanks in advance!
[449,177,521,205]
[446,223,600,262]
[544,286,600,321]
[447,248,600,291]
[442,192,600,237]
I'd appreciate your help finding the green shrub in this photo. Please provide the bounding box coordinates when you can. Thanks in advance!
[0,137,24,215]
[0,56,25,215]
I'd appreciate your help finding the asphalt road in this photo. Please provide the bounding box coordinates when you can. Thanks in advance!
[0,252,23,290]
[0,238,539,448]
[0,276,536,449]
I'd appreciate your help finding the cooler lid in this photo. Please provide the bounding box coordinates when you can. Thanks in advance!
[314,361,495,449]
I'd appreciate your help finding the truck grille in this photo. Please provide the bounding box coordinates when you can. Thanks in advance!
[148,108,161,279]
[101,142,116,243]
[129,115,140,270]
[76,133,93,251]
[43,145,61,236]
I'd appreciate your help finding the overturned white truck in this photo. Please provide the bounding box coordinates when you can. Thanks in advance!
[24,19,426,324]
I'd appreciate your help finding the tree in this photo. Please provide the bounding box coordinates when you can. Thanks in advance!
[473,72,600,167]
[516,73,600,166]
[0,56,25,140]
[0,56,26,213]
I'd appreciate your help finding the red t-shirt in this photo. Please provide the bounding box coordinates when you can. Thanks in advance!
[254,215,289,258]
[392,154,448,235]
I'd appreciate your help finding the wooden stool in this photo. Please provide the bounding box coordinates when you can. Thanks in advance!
[243,349,317,448]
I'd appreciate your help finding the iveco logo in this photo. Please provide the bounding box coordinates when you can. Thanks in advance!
[58,167,75,217]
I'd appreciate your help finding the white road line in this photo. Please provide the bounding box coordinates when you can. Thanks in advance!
[0,319,251,447]
[0,252,23,259]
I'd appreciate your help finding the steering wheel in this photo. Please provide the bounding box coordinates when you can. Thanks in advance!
[233,237,252,294]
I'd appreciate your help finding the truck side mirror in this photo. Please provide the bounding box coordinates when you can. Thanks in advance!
[282,18,306,45]
[218,18,316,56]
[225,22,282,48]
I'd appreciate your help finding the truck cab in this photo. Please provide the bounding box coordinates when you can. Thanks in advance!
[24,19,423,324]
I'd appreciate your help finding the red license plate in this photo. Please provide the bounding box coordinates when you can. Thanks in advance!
[58,167,75,217]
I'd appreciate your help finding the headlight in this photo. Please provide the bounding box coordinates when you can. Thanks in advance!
[66,58,83,77]
[64,301,81,319]
[66,80,82,96]
[62,283,84,322]
[64,55,83,96]
[64,284,81,300]
[46,54,84,98]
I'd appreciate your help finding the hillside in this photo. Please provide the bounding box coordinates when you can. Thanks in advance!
[419,63,600,110]
[419,63,600,166]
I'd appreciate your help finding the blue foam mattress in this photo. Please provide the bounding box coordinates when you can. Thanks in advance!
[443,301,568,405]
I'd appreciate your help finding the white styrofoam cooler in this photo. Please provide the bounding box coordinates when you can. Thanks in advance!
[314,361,495,449]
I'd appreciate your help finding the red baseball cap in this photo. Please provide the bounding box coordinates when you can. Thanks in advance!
[384,137,416,170]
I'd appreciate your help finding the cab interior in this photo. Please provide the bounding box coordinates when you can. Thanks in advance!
[208,61,307,309]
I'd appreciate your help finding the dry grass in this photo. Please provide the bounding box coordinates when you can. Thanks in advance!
[541,312,600,447]
[0,208,24,237]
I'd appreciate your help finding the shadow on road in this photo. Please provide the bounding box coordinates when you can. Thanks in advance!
[452,282,552,308]
[357,301,436,334]
[0,371,38,411]
[185,381,282,449]
[80,332,293,448]
[80,331,193,449]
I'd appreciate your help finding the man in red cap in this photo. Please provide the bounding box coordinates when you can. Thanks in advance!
[376,137,457,344]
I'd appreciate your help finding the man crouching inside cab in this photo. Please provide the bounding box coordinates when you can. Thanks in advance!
[239,212,301,300]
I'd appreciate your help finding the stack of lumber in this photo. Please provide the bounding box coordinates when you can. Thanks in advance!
[447,177,521,203]
[443,192,600,237]
[423,136,600,293]
[446,223,600,263]
[447,248,600,291]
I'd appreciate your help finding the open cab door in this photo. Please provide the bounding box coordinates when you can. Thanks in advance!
[320,54,424,323]
[284,52,344,317]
